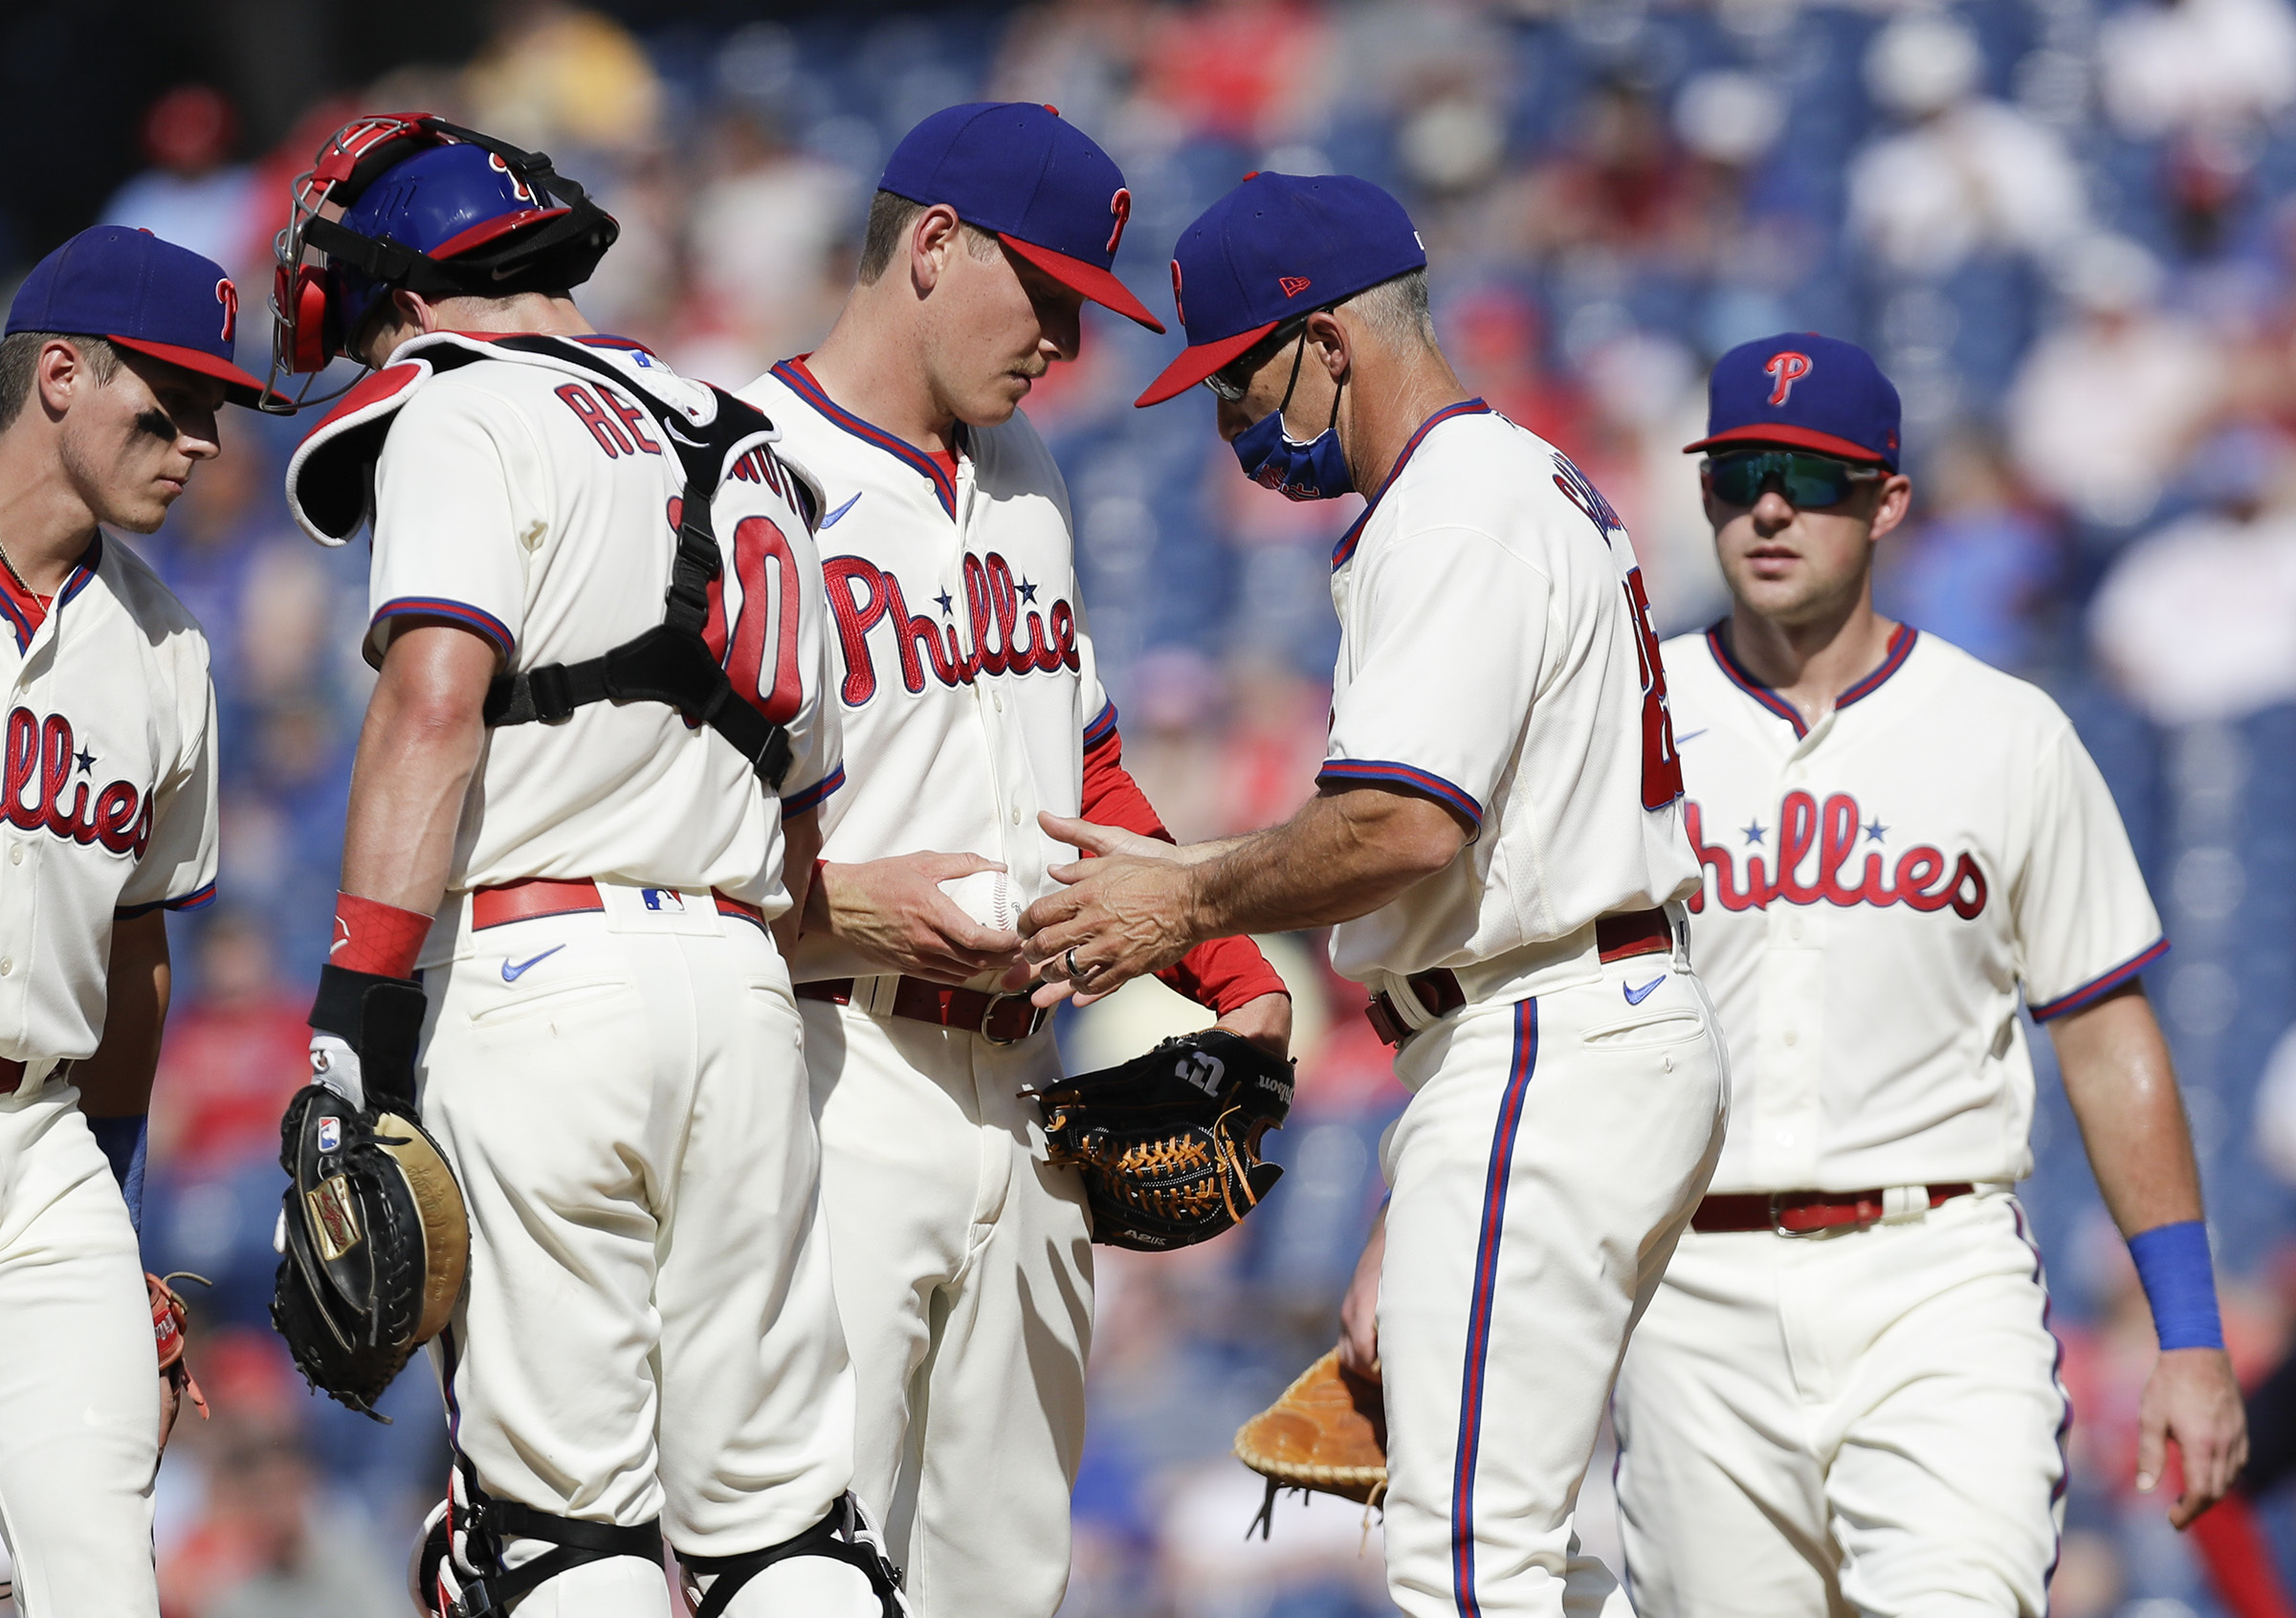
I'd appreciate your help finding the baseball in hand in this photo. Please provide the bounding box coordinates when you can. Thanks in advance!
[938,870,1018,934]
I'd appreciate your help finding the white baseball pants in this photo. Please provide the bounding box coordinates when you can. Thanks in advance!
[1611,1190,2066,1618]
[801,999,1093,1618]
[1380,958,1728,1618]
[0,1074,161,1617]
[419,883,869,1618]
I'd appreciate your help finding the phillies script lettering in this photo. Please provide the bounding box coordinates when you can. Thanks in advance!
[824,550,1078,704]
[1686,793,1986,918]
[4,708,151,856]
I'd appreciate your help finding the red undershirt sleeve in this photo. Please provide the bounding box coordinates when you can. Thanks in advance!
[1079,722,1289,1016]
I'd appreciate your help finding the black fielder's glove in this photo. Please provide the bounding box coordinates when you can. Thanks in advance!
[1027,1029,1293,1252]
[272,966,469,1420]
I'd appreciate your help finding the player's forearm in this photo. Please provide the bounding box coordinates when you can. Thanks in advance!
[75,910,170,1117]
[1188,787,1462,939]
[2053,984,2206,1234]
[775,809,822,958]
[340,624,496,914]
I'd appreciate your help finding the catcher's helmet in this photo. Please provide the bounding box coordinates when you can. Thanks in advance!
[265,113,617,409]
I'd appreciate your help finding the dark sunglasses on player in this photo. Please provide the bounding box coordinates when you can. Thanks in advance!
[1702,450,1885,509]
[1203,314,1317,402]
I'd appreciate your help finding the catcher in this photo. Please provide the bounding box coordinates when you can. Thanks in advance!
[267,115,894,1617]
[0,225,254,1613]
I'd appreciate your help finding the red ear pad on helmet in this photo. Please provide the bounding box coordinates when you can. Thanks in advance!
[279,263,336,373]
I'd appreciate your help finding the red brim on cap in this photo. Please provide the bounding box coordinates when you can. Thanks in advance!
[1000,234,1165,333]
[1682,423,1891,464]
[1132,320,1280,408]
[109,336,271,408]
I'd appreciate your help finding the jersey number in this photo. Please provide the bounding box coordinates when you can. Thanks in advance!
[1623,567,1683,809]
[702,514,804,724]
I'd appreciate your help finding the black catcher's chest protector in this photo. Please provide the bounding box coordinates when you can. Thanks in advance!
[286,332,813,787]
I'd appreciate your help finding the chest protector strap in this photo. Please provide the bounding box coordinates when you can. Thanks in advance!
[474,337,804,790]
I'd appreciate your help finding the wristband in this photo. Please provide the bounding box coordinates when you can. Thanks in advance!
[331,891,433,978]
[2128,1219,2225,1351]
[89,1113,148,1236]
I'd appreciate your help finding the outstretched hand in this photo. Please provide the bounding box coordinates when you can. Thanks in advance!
[1020,814,1204,1008]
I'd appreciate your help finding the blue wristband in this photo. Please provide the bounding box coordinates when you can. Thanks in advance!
[2127,1219,2224,1351]
[87,1114,148,1237]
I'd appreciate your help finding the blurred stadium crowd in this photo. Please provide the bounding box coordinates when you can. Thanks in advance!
[10,0,2296,1612]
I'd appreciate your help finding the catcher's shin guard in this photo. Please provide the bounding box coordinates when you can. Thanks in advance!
[409,1491,664,1618]
[676,1493,907,1618]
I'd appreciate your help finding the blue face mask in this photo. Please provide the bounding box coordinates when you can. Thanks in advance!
[1231,332,1352,501]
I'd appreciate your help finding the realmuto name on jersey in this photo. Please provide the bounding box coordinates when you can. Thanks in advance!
[823,548,1079,705]
[1685,791,1988,919]
[4,706,153,857]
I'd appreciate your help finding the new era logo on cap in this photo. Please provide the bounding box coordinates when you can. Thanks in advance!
[1136,172,1428,407]
[5,225,268,406]
[1685,331,1902,470]
[878,102,1163,333]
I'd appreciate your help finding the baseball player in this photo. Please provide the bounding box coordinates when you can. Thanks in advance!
[0,225,256,1614]
[1022,172,1728,1618]
[1602,333,2245,1616]
[272,116,894,1616]
[736,102,1291,1618]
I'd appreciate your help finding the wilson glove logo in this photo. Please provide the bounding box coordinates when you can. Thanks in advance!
[1177,1051,1227,1095]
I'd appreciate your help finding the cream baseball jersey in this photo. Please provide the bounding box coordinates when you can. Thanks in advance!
[0,538,218,1060]
[738,360,1108,984]
[1664,625,2167,1193]
[287,334,841,913]
[1319,402,1698,985]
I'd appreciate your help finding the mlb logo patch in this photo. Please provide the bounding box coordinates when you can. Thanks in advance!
[318,1117,342,1154]
[642,888,686,912]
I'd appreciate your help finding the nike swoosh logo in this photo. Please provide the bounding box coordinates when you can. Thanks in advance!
[1673,728,1707,745]
[819,492,862,529]
[1623,975,1666,1005]
[501,945,565,983]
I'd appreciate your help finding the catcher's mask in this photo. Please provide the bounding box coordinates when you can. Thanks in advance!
[264,112,618,410]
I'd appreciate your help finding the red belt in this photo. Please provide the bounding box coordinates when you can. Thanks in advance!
[1366,907,1673,1049]
[469,877,765,932]
[797,977,1048,1046]
[0,1057,66,1096]
[1692,1185,1976,1236]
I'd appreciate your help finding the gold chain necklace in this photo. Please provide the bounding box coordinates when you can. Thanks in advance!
[0,534,33,600]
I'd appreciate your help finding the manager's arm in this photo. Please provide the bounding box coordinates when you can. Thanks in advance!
[1020,786,1467,1001]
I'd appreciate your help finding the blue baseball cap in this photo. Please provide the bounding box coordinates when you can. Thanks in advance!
[1136,172,1426,408]
[1685,332,1901,470]
[880,102,1162,333]
[7,225,266,405]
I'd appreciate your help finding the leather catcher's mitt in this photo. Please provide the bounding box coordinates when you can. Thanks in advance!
[1029,1029,1292,1252]
[1235,1349,1388,1534]
[273,971,469,1420]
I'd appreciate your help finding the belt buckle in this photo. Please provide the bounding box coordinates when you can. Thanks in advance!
[980,988,1043,1047]
[1769,1194,1825,1239]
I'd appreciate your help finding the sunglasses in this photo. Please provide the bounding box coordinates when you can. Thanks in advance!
[1203,316,1314,402]
[1703,451,1885,509]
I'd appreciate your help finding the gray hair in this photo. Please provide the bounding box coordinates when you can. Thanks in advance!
[1344,269,1437,348]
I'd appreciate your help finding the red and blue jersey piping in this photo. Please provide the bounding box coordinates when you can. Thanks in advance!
[770,359,960,519]
[2027,937,2171,1022]
[370,597,516,660]
[1331,398,1492,572]
[1704,620,1920,740]
[782,764,846,817]
[1316,758,1483,826]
